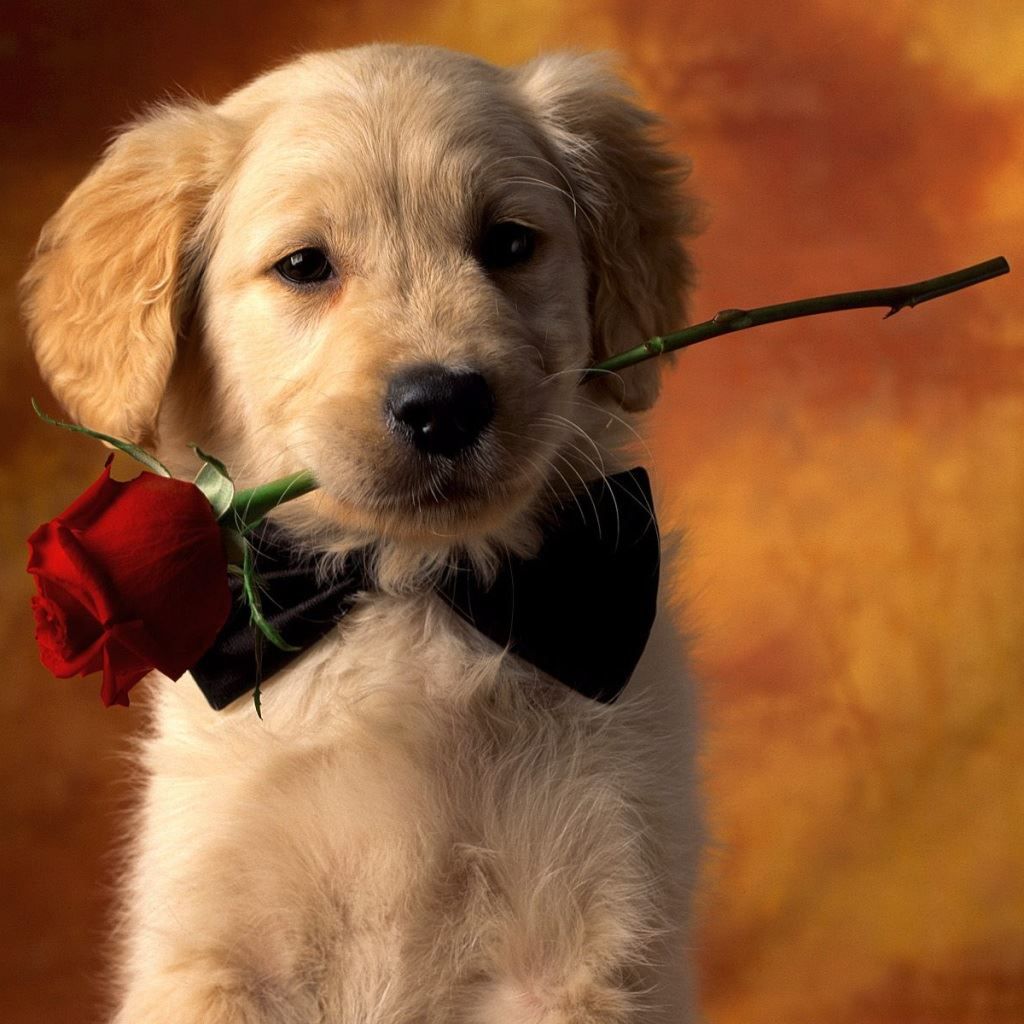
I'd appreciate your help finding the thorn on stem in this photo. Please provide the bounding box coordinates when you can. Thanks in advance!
[713,308,747,326]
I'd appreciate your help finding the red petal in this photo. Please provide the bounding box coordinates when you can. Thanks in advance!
[30,590,106,678]
[99,622,153,707]
[28,465,232,700]
[52,459,123,532]
[28,522,121,625]
[65,473,232,678]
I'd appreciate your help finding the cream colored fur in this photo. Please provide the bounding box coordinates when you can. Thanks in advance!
[23,44,703,1023]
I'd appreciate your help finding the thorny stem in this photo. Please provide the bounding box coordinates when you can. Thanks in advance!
[232,257,1010,514]
[581,256,1010,381]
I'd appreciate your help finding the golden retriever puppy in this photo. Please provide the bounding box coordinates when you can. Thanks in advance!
[23,44,702,1023]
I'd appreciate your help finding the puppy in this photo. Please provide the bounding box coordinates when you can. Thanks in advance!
[23,44,703,1023]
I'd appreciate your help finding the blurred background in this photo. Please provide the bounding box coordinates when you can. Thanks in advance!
[2,1,1022,1021]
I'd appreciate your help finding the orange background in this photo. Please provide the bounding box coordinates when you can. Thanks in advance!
[2,2,1022,1021]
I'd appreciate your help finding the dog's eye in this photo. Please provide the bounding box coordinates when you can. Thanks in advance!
[274,247,334,285]
[477,222,536,271]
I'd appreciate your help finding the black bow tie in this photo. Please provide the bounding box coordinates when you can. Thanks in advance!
[190,468,660,710]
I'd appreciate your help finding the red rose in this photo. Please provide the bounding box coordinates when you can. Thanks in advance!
[27,461,232,707]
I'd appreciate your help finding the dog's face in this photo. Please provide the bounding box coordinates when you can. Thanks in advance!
[23,46,695,576]
[203,57,593,547]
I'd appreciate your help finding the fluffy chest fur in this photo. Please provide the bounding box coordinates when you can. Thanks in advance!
[121,593,700,1022]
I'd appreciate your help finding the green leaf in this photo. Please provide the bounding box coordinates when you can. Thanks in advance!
[238,539,298,721]
[241,541,300,653]
[31,398,172,477]
[191,444,236,519]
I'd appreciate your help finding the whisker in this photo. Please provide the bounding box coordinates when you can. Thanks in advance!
[549,446,605,537]
[495,174,599,236]
[539,412,609,469]
[488,154,582,221]
[537,412,660,550]
[494,424,602,529]
[570,394,654,458]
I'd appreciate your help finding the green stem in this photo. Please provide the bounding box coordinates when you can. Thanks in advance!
[582,256,1010,381]
[230,469,318,527]
[227,256,1010,507]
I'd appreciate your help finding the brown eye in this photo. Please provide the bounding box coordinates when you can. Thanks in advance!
[477,222,536,271]
[274,247,333,285]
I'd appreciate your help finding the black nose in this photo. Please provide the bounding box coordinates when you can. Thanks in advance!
[386,365,495,457]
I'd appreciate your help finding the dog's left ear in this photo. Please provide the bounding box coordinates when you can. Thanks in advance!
[515,53,699,411]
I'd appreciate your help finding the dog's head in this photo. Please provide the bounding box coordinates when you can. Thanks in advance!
[22,45,697,583]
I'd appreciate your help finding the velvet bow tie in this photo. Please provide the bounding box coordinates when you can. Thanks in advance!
[190,467,660,710]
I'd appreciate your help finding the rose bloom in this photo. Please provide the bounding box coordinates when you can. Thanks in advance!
[27,460,232,706]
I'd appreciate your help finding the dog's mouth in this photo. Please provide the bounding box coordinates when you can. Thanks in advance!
[290,363,569,546]
[302,477,536,553]
[300,423,555,548]
[376,475,495,512]
[368,442,540,532]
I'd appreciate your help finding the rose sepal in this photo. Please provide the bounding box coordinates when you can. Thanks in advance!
[191,445,236,520]
[235,544,300,655]
[227,541,303,719]
[192,454,305,717]
[188,454,310,711]
[31,398,172,478]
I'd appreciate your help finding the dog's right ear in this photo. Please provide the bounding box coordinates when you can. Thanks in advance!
[514,53,699,413]
[20,102,238,443]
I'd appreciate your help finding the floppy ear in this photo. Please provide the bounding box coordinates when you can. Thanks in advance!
[515,53,699,411]
[20,102,237,442]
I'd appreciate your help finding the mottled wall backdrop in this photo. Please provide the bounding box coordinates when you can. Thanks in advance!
[2,2,1022,1022]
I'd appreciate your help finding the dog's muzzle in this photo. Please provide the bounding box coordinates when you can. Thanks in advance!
[386,364,495,457]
